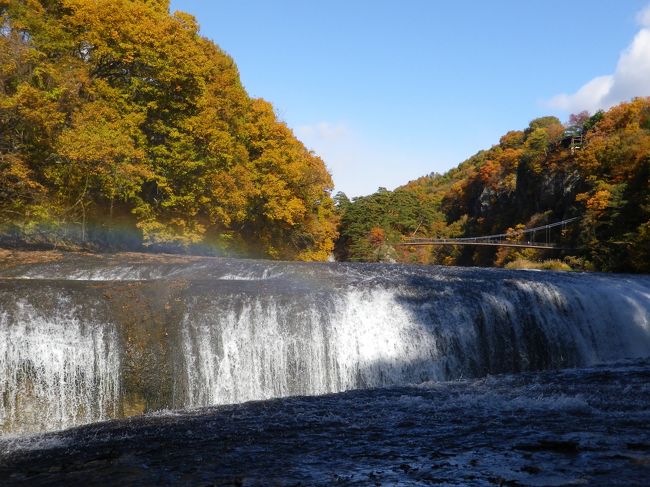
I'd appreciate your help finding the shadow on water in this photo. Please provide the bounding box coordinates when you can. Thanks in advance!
[1,256,650,437]
[385,270,650,382]
[2,358,650,486]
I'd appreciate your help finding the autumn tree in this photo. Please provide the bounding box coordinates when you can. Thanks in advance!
[336,98,650,273]
[0,0,337,259]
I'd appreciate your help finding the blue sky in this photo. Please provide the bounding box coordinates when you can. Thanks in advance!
[170,1,650,197]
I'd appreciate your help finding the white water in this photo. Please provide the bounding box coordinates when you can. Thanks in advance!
[182,288,442,406]
[181,276,650,408]
[1,260,650,433]
[19,266,167,281]
[0,299,120,433]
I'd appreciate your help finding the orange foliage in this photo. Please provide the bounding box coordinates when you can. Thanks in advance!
[368,227,385,247]
[0,0,337,259]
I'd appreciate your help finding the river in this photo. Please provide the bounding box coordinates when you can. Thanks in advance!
[0,253,649,485]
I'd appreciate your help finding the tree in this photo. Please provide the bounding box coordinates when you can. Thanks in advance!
[0,0,337,259]
[334,99,650,273]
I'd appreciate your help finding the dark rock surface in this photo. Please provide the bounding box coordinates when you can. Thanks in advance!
[2,360,650,486]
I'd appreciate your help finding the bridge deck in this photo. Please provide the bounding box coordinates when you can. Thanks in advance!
[395,241,567,250]
[394,217,579,250]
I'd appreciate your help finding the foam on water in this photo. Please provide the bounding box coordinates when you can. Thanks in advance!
[180,276,650,408]
[0,299,120,433]
[1,257,650,433]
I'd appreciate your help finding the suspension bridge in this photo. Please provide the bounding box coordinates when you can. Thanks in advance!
[394,217,580,250]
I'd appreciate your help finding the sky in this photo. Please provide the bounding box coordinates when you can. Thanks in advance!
[170,1,650,198]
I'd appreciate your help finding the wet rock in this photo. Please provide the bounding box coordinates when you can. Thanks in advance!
[627,442,650,451]
[514,439,580,454]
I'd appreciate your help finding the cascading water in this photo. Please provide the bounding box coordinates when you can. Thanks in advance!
[0,296,120,433]
[179,274,650,408]
[0,254,649,434]
[181,288,441,406]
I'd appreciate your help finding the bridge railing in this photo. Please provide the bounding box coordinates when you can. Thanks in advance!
[396,217,579,248]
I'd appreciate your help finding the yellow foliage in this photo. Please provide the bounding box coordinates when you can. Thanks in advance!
[0,0,337,259]
[585,190,611,214]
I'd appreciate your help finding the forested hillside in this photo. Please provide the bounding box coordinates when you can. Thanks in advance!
[336,98,650,273]
[0,0,337,259]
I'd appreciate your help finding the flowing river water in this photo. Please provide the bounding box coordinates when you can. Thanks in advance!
[0,253,649,485]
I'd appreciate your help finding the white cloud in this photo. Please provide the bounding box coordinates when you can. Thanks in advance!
[637,4,650,26]
[548,75,614,113]
[548,4,650,113]
[295,122,349,141]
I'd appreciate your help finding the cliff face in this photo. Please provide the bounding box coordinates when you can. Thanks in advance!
[336,99,650,272]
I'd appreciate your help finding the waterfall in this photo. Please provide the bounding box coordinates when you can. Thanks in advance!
[181,288,441,406]
[179,274,650,408]
[1,256,650,433]
[0,297,120,433]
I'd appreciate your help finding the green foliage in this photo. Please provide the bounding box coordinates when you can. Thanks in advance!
[583,110,604,133]
[526,116,562,134]
[504,259,572,271]
[334,187,440,262]
[0,0,336,259]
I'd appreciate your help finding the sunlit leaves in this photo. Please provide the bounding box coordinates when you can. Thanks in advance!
[337,98,650,272]
[0,0,337,259]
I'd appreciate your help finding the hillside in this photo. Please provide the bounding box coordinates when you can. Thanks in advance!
[335,98,650,273]
[0,0,337,260]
